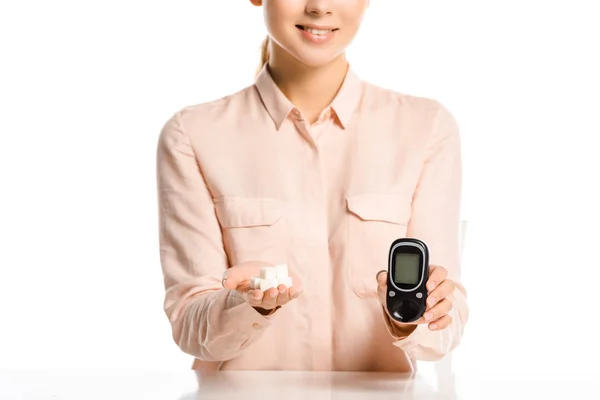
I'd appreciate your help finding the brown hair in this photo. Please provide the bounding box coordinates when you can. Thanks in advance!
[256,35,270,77]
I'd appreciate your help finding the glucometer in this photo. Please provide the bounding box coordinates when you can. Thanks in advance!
[386,238,430,323]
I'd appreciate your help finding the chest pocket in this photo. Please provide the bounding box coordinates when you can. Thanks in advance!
[214,197,289,267]
[345,193,411,298]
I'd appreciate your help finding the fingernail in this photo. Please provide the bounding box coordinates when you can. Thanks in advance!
[424,312,433,321]
[427,297,436,306]
[270,291,277,298]
[427,282,436,291]
[429,323,438,330]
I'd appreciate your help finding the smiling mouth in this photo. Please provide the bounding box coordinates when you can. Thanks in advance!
[295,25,339,35]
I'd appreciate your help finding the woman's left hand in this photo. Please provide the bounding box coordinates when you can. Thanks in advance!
[376,265,455,331]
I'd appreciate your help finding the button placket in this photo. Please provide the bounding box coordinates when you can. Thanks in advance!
[291,117,317,149]
[305,146,333,370]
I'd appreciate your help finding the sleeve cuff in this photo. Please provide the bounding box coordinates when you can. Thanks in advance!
[382,308,440,359]
[223,291,279,339]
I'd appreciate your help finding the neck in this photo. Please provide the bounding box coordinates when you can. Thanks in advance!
[268,46,349,124]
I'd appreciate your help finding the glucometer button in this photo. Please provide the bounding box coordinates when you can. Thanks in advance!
[388,291,396,297]
[391,300,424,323]
[416,292,423,299]
[407,300,424,320]
[409,299,423,310]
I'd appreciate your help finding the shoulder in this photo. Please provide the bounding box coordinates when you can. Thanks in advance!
[159,83,258,138]
[361,80,459,140]
[178,84,258,129]
[361,80,450,118]
[357,80,461,155]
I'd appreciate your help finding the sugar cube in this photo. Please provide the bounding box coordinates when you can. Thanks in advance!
[250,277,261,290]
[259,279,278,291]
[250,263,292,292]
[260,267,277,280]
[274,264,289,279]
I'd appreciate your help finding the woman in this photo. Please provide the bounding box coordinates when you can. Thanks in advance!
[156,0,469,372]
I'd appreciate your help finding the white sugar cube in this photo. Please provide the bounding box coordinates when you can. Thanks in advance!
[259,267,277,280]
[259,278,278,291]
[250,277,261,290]
[279,276,293,288]
[274,264,289,279]
[251,264,291,292]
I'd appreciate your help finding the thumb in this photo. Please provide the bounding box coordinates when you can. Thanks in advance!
[376,270,387,288]
[222,261,272,290]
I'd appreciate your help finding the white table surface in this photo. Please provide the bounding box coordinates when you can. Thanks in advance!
[0,369,597,399]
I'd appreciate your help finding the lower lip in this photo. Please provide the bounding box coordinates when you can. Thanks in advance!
[298,27,336,44]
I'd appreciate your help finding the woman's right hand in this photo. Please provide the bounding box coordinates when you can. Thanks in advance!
[221,261,303,314]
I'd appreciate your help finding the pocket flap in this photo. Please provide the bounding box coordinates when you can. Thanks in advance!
[346,193,410,225]
[214,197,284,228]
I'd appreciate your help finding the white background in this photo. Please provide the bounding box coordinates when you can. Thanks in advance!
[1,0,599,375]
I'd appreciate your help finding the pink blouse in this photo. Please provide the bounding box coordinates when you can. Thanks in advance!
[155,65,469,372]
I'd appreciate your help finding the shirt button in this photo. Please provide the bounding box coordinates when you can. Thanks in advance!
[252,322,262,329]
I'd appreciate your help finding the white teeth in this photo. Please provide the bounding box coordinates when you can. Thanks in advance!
[303,26,333,35]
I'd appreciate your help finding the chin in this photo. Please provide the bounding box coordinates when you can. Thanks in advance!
[290,48,345,68]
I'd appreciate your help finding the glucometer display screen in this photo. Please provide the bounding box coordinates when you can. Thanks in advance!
[393,253,420,285]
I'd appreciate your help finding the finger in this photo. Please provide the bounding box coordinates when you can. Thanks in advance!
[221,270,230,289]
[287,271,304,296]
[286,271,303,299]
[428,314,452,331]
[222,261,272,291]
[222,269,249,291]
[426,265,448,292]
[289,287,303,300]
[426,279,455,309]
[260,287,279,310]
[376,270,387,288]
[423,298,452,323]
[244,289,264,307]
[276,284,290,306]
[376,271,388,303]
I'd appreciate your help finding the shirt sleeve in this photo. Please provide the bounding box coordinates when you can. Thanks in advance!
[156,110,276,362]
[382,101,470,361]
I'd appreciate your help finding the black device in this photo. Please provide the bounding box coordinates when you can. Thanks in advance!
[385,238,429,323]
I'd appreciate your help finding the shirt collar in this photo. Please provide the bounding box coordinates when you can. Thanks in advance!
[254,63,363,130]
